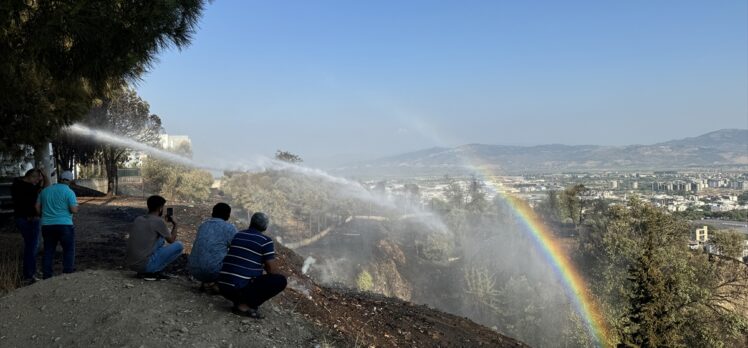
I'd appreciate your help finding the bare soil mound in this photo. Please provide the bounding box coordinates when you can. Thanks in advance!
[0,196,528,347]
[0,270,327,347]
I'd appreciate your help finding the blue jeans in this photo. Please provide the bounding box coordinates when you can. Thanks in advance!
[16,217,41,280]
[144,238,184,273]
[41,225,75,279]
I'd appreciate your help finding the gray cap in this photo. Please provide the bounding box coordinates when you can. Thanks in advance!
[250,212,269,232]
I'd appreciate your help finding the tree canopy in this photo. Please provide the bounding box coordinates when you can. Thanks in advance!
[0,0,205,154]
[275,150,303,164]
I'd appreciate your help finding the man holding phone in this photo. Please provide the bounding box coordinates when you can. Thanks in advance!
[126,195,183,280]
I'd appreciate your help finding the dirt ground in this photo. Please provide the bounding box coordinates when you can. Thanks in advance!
[0,196,528,347]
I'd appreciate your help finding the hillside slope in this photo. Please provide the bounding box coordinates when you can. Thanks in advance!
[0,197,528,347]
[335,128,748,176]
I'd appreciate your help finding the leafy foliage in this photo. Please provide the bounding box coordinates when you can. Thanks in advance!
[356,270,374,291]
[275,150,303,164]
[577,198,748,347]
[52,86,162,194]
[710,230,746,260]
[222,171,376,232]
[0,0,205,154]
[141,157,213,203]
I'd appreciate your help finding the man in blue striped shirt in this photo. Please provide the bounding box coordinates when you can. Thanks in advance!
[217,212,286,318]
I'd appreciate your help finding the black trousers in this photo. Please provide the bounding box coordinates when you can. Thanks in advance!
[221,274,287,309]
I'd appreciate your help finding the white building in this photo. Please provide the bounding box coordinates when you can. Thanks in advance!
[159,134,192,151]
[694,226,709,243]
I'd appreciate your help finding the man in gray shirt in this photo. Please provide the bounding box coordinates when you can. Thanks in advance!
[126,195,183,279]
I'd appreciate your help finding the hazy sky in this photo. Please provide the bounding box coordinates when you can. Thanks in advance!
[136,0,748,166]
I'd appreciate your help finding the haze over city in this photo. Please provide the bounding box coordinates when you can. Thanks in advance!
[135,0,748,166]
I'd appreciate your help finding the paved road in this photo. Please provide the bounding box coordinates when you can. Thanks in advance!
[692,220,748,234]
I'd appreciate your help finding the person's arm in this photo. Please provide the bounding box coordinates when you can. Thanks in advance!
[35,200,41,216]
[67,189,79,214]
[262,241,283,275]
[164,217,178,243]
[264,259,282,275]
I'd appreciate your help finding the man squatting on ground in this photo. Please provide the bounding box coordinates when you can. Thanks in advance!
[217,212,287,318]
[187,202,237,291]
[126,195,183,279]
[11,168,49,283]
[35,170,78,279]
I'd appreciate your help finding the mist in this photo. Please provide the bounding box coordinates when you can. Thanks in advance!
[67,123,588,346]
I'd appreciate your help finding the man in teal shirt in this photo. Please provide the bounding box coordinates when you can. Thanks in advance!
[35,171,79,279]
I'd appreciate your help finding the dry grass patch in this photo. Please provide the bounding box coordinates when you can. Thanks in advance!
[0,231,23,294]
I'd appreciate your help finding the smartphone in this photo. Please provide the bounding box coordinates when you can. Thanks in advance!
[166,207,174,217]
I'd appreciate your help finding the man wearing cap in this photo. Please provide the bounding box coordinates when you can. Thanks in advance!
[35,170,78,279]
[217,212,287,319]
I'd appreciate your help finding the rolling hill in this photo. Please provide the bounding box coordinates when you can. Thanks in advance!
[333,129,748,176]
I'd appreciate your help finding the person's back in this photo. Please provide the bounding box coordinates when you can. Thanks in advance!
[188,203,237,283]
[217,227,273,288]
[11,169,46,283]
[125,195,182,278]
[38,183,76,226]
[11,175,41,220]
[127,214,169,272]
[36,171,78,279]
[217,212,285,319]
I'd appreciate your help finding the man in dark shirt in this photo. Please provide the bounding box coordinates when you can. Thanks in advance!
[217,212,286,318]
[11,168,48,283]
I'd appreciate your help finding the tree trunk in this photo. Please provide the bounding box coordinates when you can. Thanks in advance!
[34,143,53,174]
[104,152,117,195]
[106,165,116,195]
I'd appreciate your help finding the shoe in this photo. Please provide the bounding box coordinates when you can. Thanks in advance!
[136,273,158,281]
[200,282,220,295]
[231,306,265,319]
[154,272,172,280]
[21,277,38,286]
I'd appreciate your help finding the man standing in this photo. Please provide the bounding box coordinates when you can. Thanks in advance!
[126,195,183,279]
[188,203,237,291]
[217,212,286,319]
[36,170,78,279]
[11,168,49,283]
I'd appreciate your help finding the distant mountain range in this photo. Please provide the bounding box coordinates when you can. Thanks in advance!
[332,129,748,177]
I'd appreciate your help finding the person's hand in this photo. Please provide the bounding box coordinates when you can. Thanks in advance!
[166,215,176,225]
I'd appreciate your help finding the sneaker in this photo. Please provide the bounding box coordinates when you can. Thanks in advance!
[136,272,158,281]
[231,306,265,319]
[21,277,38,286]
[154,272,172,280]
[199,282,220,294]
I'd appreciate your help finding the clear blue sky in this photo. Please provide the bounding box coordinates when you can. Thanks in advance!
[136,0,748,166]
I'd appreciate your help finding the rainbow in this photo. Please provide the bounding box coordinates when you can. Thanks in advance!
[460,152,612,346]
[390,114,612,344]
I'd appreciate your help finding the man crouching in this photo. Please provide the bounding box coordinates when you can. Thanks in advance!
[126,195,183,280]
[188,203,237,292]
[217,212,286,319]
